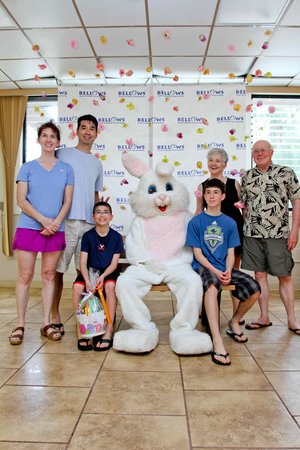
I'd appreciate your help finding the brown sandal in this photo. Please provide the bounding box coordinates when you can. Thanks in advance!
[9,326,25,345]
[40,324,61,341]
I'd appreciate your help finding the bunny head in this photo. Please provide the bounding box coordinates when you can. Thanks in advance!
[122,152,190,218]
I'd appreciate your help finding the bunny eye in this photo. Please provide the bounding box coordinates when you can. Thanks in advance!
[148,184,157,194]
[165,182,173,191]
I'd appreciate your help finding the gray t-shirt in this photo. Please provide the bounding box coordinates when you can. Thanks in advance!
[56,147,103,224]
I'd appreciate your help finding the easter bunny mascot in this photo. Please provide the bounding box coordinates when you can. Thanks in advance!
[113,152,212,355]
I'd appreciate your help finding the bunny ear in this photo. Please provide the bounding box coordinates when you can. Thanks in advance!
[122,151,150,178]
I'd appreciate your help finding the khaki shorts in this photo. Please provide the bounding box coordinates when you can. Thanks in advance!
[56,220,94,273]
[241,236,294,277]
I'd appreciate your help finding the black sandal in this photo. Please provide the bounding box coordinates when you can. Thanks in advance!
[77,338,93,351]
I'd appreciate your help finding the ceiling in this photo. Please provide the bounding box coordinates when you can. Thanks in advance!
[0,0,300,90]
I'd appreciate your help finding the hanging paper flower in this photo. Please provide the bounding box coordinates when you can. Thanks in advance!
[194,189,202,197]
[202,118,209,125]
[173,106,179,112]
[100,35,107,44]
[265,30,272,36]
[196,128,204,133]
[233,104,241,111]
[119,98,125,103]
[231,169,238,176]
[257,100,263,107]
[32,44,40,51]
[196,161,202,169]
[227,44,236,53]
[203,68,210,75]
[164,66,172,75]
[96,63,105,71]
[69,40,78,49]
[268,106,276,114]
[98,124,106,132]
[119,69,125,77]
[203,94,210,100]
[126,69,133,77]
[125,138,134,146]
[146,66,152,73]
[161,123,169,132]
[197,65,205,72]
[122,123,128,128]
[246,104,252,113]
[264,71,272,77]
[262,41,269,50]
[148,95,155,102]
[229,135,236,142]
[67,69,75,78]
[148,150,153,157]
[255,69,262,77]
[199,34,206,42]
[38,64,47,70]
[163,30,171,40]
[162,155,169,163]
[228,73,236,79]
[126,102,135,110]
[229,99,235,105]
[34,75,40,82]
[173,75,179,81]
[245,74,253,83]
[247,39,253,47]
[229,128,236,135]
[177,132,183,139]
[92,100,99,106]
[120,179,129,186]
[126,39,134,47]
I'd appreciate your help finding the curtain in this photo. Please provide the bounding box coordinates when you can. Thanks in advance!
[0,96,27,256]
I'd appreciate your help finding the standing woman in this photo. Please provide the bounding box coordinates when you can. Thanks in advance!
[9,122,74,345]
[195,148,244,320]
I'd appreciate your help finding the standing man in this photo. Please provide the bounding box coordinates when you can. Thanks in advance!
[241,140,300,334]
[51,114,103,334]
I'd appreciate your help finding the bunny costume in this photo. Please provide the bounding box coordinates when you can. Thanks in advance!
[113,152,212,355]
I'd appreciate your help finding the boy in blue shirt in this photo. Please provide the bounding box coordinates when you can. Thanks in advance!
[73,201,124,351]
[186,179,260,366]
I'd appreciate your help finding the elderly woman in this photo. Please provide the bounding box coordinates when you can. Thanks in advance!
[9,122,74,345]
[195,147,244,322]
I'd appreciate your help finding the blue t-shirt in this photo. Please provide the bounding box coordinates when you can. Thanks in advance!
[56,147,103,224]
[186,212,240,271]
[81,227,124,270]
[16,159,74,231]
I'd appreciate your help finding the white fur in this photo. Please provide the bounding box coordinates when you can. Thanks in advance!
[113,152,212,355]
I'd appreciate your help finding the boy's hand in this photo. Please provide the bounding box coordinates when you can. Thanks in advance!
[96,275,105,290]
[220,270,231,285]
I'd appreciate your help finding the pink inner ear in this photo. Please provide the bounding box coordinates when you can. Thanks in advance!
[122,152,150,178]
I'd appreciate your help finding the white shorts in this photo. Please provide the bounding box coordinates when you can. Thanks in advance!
[56,220,94,273]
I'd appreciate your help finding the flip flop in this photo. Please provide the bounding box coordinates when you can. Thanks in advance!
[211,351,231,366]
[94,337,113,352]
[226,328,248,343]
[289,328,300,335]
[77,338,93,351]
[245,321,272,330]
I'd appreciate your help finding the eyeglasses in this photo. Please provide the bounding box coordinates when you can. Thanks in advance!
[94,210,111,215]
[252,148,271,155]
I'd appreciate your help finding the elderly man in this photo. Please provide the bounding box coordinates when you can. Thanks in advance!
[241,140,300,334]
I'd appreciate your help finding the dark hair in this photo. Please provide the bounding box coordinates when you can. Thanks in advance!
[93,201,112,214]
[37,121,60,140]
[203,178,226,194]
[77,114,98,131]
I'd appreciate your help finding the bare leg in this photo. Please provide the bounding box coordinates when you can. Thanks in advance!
[204,285,230,365]
[40,252,62,340]
[244,271,271,328]
[229,291,260,341]
[51,271,64,324]
[72,282,85,339]
[231,254,244,323]
[278,275,300,331]
[95,281,117,349]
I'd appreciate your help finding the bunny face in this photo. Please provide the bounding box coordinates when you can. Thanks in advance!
[122,153,190,218]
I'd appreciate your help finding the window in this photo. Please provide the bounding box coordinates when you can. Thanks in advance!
[23,96,58,162]
[251,95,300,180]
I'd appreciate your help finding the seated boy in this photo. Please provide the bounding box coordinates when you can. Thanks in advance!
[186,179,260,366]
[73,201,124,351]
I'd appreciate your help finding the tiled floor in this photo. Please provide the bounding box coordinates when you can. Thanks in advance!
[1,287,300,449]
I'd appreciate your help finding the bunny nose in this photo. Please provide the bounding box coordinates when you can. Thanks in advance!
[158,194,166,201]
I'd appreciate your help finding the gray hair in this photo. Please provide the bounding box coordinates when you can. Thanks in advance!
[206,147,228,164]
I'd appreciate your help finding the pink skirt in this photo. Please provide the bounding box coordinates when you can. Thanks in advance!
[12,228,66,253]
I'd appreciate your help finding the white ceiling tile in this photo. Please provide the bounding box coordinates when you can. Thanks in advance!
[88,27,149,57]
[25,29,94,57]
[252,56,300,76]
[149,0,218,25]
[0,59,54,81]
[0,3,17,28]
[263,28,300,56]
[249,77,292,86]
[0,30,36,58]
[2,0,81,27]
[208,27,274,56]
[280,1,300,25]
[204,56,254,77]
[150,27,209,56]
[17,78,58,88]
[216,0,288,25]
[152,57,204,77]
[0,81,19,88]
[76,0,146,26]
[100,57,151,79]
[289,79,300,86]
[46,58,98,81]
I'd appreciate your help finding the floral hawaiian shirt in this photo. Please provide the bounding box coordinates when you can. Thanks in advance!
[241,163,300,239]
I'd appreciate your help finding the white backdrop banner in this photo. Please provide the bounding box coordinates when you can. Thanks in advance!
[58,84,247,235]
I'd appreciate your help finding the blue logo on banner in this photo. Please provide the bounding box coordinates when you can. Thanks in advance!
[137,117,165,124]
[156,144,184,151]
[94,144,106,150]
[235,89,246,96]
[59,116,77,123]
[216,116,244,123]
[104,170,125,177]
[196,89,224,96]
[116,197,130,204]
[79,90,106,98]
[236,143,247,150]
[58,90,67,96]
[177,117,203,124]
[117,144,145,151]
[176,169,203,177]
[118,90,146,97]
[98,117,125,124]
[157,90,184,97]
[111,224,125,232]
[197,142,224,150]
